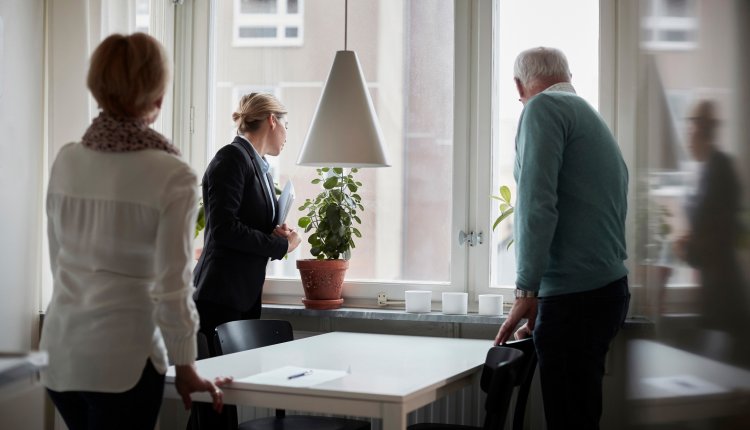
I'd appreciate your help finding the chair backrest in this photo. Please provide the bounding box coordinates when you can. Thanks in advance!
[214,319,294,355]
[479,346,525,430]
[196,331,211,360]
[502,337,538,430]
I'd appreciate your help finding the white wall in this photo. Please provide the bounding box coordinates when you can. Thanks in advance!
[0,1,46,428]
[0,0,45,352]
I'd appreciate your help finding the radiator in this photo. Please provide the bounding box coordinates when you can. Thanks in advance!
[236,376,546,430]
[238,384,486,430]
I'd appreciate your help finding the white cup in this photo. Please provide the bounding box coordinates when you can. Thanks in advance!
[442,292,468,315]
[478,294,504,316]
[405,290,432,313]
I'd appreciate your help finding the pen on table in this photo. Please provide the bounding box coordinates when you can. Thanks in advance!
[287,370,313,380]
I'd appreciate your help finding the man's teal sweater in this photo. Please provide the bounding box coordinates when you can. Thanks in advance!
[513,86,628,297]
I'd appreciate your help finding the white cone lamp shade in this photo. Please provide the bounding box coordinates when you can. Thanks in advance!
[297,50,390,167]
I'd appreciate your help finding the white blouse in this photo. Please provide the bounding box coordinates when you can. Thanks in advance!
[40,143,200,392]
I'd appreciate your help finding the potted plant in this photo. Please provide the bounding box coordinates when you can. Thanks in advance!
[296,167,363,309]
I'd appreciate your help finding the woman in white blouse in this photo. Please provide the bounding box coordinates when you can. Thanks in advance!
[40,33,230,429]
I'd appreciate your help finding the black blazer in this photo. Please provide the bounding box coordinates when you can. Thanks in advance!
[193,136,288,311]
[685,149,741,269]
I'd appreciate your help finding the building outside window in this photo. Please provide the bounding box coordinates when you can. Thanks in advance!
[641,0,699,50]
[233,0,304,47]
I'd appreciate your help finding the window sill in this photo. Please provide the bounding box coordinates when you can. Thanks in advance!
[262,303,507,325]
[261,303,653,330]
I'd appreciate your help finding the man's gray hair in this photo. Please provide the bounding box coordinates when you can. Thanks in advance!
[513,47,572,86]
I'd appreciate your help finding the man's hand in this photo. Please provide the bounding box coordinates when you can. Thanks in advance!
[174,364,233,413]
[494,297,538,345]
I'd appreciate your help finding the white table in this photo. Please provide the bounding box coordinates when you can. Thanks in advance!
[164,332,492,429]
[0,352,47,404]
[627,339,750,424]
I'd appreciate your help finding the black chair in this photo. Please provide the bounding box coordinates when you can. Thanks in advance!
[409,339,536,430]
[214,319,371,430]
[503,337,538,430]
[196,331,211,360]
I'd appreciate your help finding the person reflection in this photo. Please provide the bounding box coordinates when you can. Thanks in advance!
[674,100,748,358]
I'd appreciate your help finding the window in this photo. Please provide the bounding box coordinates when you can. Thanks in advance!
[489,0,600,288]
[641,0,699,50]
[182,0,607,303]
[192,0,459,300]
[41,0,176,307]
[135,0,150,32]
[233,0,304,47]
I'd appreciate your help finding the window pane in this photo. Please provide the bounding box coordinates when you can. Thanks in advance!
[660,29,691,42]
[287,0,299,14]
[491,0,599,286]
[663,0,693,17]
[209,0,454,283]
[135,0,150,33]
[285,26,298,38]
[241,0,277,14]
[239,26,277,38]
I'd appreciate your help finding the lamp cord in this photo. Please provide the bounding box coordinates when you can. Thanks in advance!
[344,0,348,51]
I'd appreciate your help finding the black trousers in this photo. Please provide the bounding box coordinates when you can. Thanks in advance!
[534,276,630,430]
[188,299,261,430]
[48,359,164,430]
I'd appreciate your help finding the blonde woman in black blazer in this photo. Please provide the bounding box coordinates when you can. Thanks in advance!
[193,93,301,354]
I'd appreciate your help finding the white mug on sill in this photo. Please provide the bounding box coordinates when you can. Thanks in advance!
[405,290,432,313]
[442,292,468,315]
[478,294,504,316]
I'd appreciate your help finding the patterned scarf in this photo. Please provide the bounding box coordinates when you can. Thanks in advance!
[81,112,180,156]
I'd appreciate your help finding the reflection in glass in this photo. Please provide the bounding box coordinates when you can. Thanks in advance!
[628,1,750,427]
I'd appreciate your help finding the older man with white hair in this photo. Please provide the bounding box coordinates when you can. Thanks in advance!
[494,47,630,430]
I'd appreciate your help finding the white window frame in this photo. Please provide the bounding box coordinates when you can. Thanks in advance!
[178,0,621,307]
[232,0,304,47]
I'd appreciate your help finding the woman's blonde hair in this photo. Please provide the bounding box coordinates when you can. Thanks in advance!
[87,33,169,118]
[233,93,288,134]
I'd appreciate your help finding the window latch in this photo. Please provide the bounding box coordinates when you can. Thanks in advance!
[458,230,483,247]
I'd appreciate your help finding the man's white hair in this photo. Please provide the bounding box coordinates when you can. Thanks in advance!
[513,47,572,86]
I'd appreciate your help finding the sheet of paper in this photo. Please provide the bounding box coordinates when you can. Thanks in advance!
[642,374,729,396]
[236,365,348,388]
[275,180,295,225]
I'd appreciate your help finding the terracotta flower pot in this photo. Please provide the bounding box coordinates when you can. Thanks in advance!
[296,259,348,310]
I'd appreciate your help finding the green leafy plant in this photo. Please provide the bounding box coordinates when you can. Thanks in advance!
[194,200,205,238]
[297,167,363,260]
[491,185,515,250]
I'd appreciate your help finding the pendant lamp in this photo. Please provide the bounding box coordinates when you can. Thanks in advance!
[297,0,390,167]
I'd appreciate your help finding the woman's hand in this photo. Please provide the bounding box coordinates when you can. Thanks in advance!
[273,223,292,237]
[274,224,301,253]
[174,364,233,413]
[286,230,301,253]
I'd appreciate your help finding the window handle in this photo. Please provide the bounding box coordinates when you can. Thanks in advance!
[458,230,483,247]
